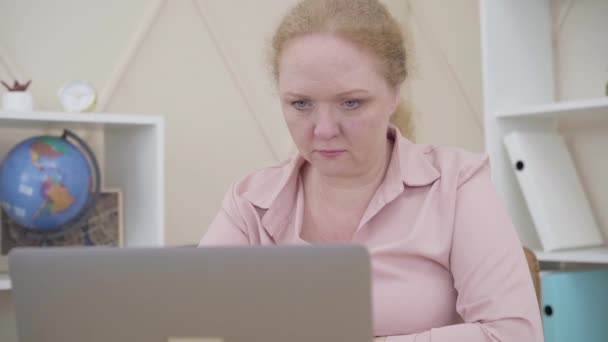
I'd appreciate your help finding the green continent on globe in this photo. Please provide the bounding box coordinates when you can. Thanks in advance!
[30,138,68,169]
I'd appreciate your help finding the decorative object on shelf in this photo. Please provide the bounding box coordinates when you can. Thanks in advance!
[58,80,97,112]
[1,79,34,111]
[503,131,604,252]
[0,129,101,234]
[0,189,123,272]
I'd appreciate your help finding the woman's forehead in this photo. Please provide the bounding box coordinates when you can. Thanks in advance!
[279,34,378,72]
[278,34,385,93]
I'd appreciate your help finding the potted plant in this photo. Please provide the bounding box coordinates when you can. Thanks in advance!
[1,80,33,111]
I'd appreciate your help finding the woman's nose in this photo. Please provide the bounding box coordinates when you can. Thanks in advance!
[313,109,340,139]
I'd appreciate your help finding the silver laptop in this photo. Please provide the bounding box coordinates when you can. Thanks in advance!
[8,245,372,342]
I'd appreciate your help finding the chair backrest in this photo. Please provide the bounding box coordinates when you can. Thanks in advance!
[523,247,541,307]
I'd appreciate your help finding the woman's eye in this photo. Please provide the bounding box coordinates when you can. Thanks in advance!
[342,99,361,109]
[291,100,311,110]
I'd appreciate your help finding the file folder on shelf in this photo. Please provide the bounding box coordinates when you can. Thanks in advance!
[541,269,608,342]
[503,131,603,251]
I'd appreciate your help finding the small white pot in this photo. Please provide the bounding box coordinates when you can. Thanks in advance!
[1,91,34,111]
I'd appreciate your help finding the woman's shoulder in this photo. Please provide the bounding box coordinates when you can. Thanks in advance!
[233,158,293,188]
[412,141,490,188]
[227,156,303,208]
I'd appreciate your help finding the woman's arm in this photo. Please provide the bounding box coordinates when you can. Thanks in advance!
[379,159,543,342]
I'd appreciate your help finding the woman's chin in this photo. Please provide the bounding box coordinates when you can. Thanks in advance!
[311,162,355,179]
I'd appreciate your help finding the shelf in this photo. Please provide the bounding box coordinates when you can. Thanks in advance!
[0,110,162,129]
[0,111,165,247]
[0,273,10,291]
[535,246,608,264]
[495,97,608,121]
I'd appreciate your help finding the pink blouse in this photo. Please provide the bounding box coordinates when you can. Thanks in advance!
[199,127,544,341]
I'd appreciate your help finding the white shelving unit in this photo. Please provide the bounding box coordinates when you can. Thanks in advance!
[0,110,165,290]
[480,1,608,264]
[535,247,608,264]
[496,97,608,122]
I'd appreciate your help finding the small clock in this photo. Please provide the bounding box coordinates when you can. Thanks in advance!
[58,80,97,112]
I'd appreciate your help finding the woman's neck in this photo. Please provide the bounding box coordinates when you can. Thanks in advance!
[305,139,393,211]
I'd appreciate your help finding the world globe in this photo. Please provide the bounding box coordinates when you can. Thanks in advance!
[0,130,100,232]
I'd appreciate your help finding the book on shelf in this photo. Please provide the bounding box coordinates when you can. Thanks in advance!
[503,131,603,252]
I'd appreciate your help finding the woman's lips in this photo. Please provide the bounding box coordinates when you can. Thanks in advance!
[318,149,345,158]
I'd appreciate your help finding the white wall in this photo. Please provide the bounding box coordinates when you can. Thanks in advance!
[0,0,484,247]
[553,0,608,238]
[406,1,484,151]
[554,0,608,101]
[0,1,484,340]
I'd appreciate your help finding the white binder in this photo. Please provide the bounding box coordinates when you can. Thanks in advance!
[503,131,603,251]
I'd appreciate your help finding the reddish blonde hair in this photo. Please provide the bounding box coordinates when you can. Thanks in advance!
[270,0,414,139]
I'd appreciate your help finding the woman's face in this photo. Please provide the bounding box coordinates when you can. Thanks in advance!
[278,33,400,179]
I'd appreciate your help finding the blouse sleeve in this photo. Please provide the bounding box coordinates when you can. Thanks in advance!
[384,158,544,342]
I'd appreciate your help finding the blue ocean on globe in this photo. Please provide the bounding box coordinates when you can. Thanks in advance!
[0,135,92,230]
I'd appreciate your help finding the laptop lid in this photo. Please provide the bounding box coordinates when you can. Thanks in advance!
[9,245,372,342]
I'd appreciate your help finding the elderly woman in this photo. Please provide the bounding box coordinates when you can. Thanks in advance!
[199,0,543,341]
